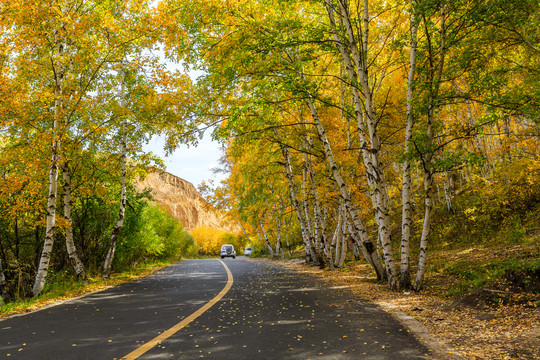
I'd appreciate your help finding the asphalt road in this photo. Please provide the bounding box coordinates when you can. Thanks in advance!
[0,258,432,359]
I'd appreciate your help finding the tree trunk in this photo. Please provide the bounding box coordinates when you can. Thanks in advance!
[346,221,363,261]
[259,219,275,258]
[337,211,348,268]
[102,63,128,280]
[301,166,320,265]
[325,0,398,289]
[414,172,434,291]
[0,259,7,303]
[400,8,419,290]
[62,162,88,283]
[305,153,328,269]
[443,171,454,213]
[306,98,385,280]
[275,214,284,259]
[33,27,65,297]
[332,209,341,267]
[33,127,59,296]
[236,219,251,244]
[283,218,292,257]
[413,3,447,291]
[276,133,314,263]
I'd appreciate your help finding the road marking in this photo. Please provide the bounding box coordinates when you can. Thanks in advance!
[121,260,233,360]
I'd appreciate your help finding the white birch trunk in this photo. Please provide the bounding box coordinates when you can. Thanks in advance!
[259,219,275,258]
[443,171,453,213]
[33,27,65,297]
[275,215,284,259]
[282,218,292,257]
[332,210,341,267]
[62,162,88,282]
[306,99,385,280]
[400,11,419,289]
[237,220,251,244]
[276,135,314,263]
[306,154,328,268]
[346,221,363,261]
[325,0,398,288]
[414,172,434,290]
[0,259,6,302]
[302,167,320,264]
[102,63,128,280]
[337,210,348,268]
[413,3,447,291]
[33,139,60,297]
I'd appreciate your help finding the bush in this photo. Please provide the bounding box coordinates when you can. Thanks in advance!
[190,226,247,256]
[428,158,540,248]
[480,159,540,221]
[191,226,224,255]
[114,203,196,269]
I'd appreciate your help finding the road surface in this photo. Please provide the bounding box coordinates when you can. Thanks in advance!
[0,258,432,359]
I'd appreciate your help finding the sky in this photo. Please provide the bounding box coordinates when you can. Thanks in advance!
[143,132,227,188]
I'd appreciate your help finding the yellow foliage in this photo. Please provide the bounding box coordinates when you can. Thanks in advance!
[464,207,478,221]
[190,226,227,255]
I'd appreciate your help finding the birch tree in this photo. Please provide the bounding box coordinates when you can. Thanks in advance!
[413,2,448,291]
[0,259,6,303]
[307,99,385,280]
[162,0,540,293]
[103,63,128,280]
[400,2,420,289]
[324,0,400,289]
[0,0,161,296]
[62,161,88,282]
[277,135,316,263]
[259,219,275,258]
[32,1,68,297]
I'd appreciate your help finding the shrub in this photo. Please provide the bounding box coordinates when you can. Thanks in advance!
[114,203,196,269]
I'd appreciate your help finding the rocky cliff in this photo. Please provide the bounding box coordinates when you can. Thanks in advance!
[134,170,226,230]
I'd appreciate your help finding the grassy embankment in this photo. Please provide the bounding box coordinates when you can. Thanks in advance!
[417,166,540,305]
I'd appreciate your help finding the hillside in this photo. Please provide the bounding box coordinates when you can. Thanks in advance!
[134,170,226,231]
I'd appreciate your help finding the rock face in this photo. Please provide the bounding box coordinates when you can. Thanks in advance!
[134,170,225,230]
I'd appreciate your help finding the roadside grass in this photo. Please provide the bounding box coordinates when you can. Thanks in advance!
[0,258,181,319]
[399,177,540,304]
[423,242,540,303]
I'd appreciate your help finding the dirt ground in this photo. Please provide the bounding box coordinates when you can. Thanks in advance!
[276,258,540,360]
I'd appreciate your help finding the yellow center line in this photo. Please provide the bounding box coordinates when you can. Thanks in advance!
[121,260,234,360]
